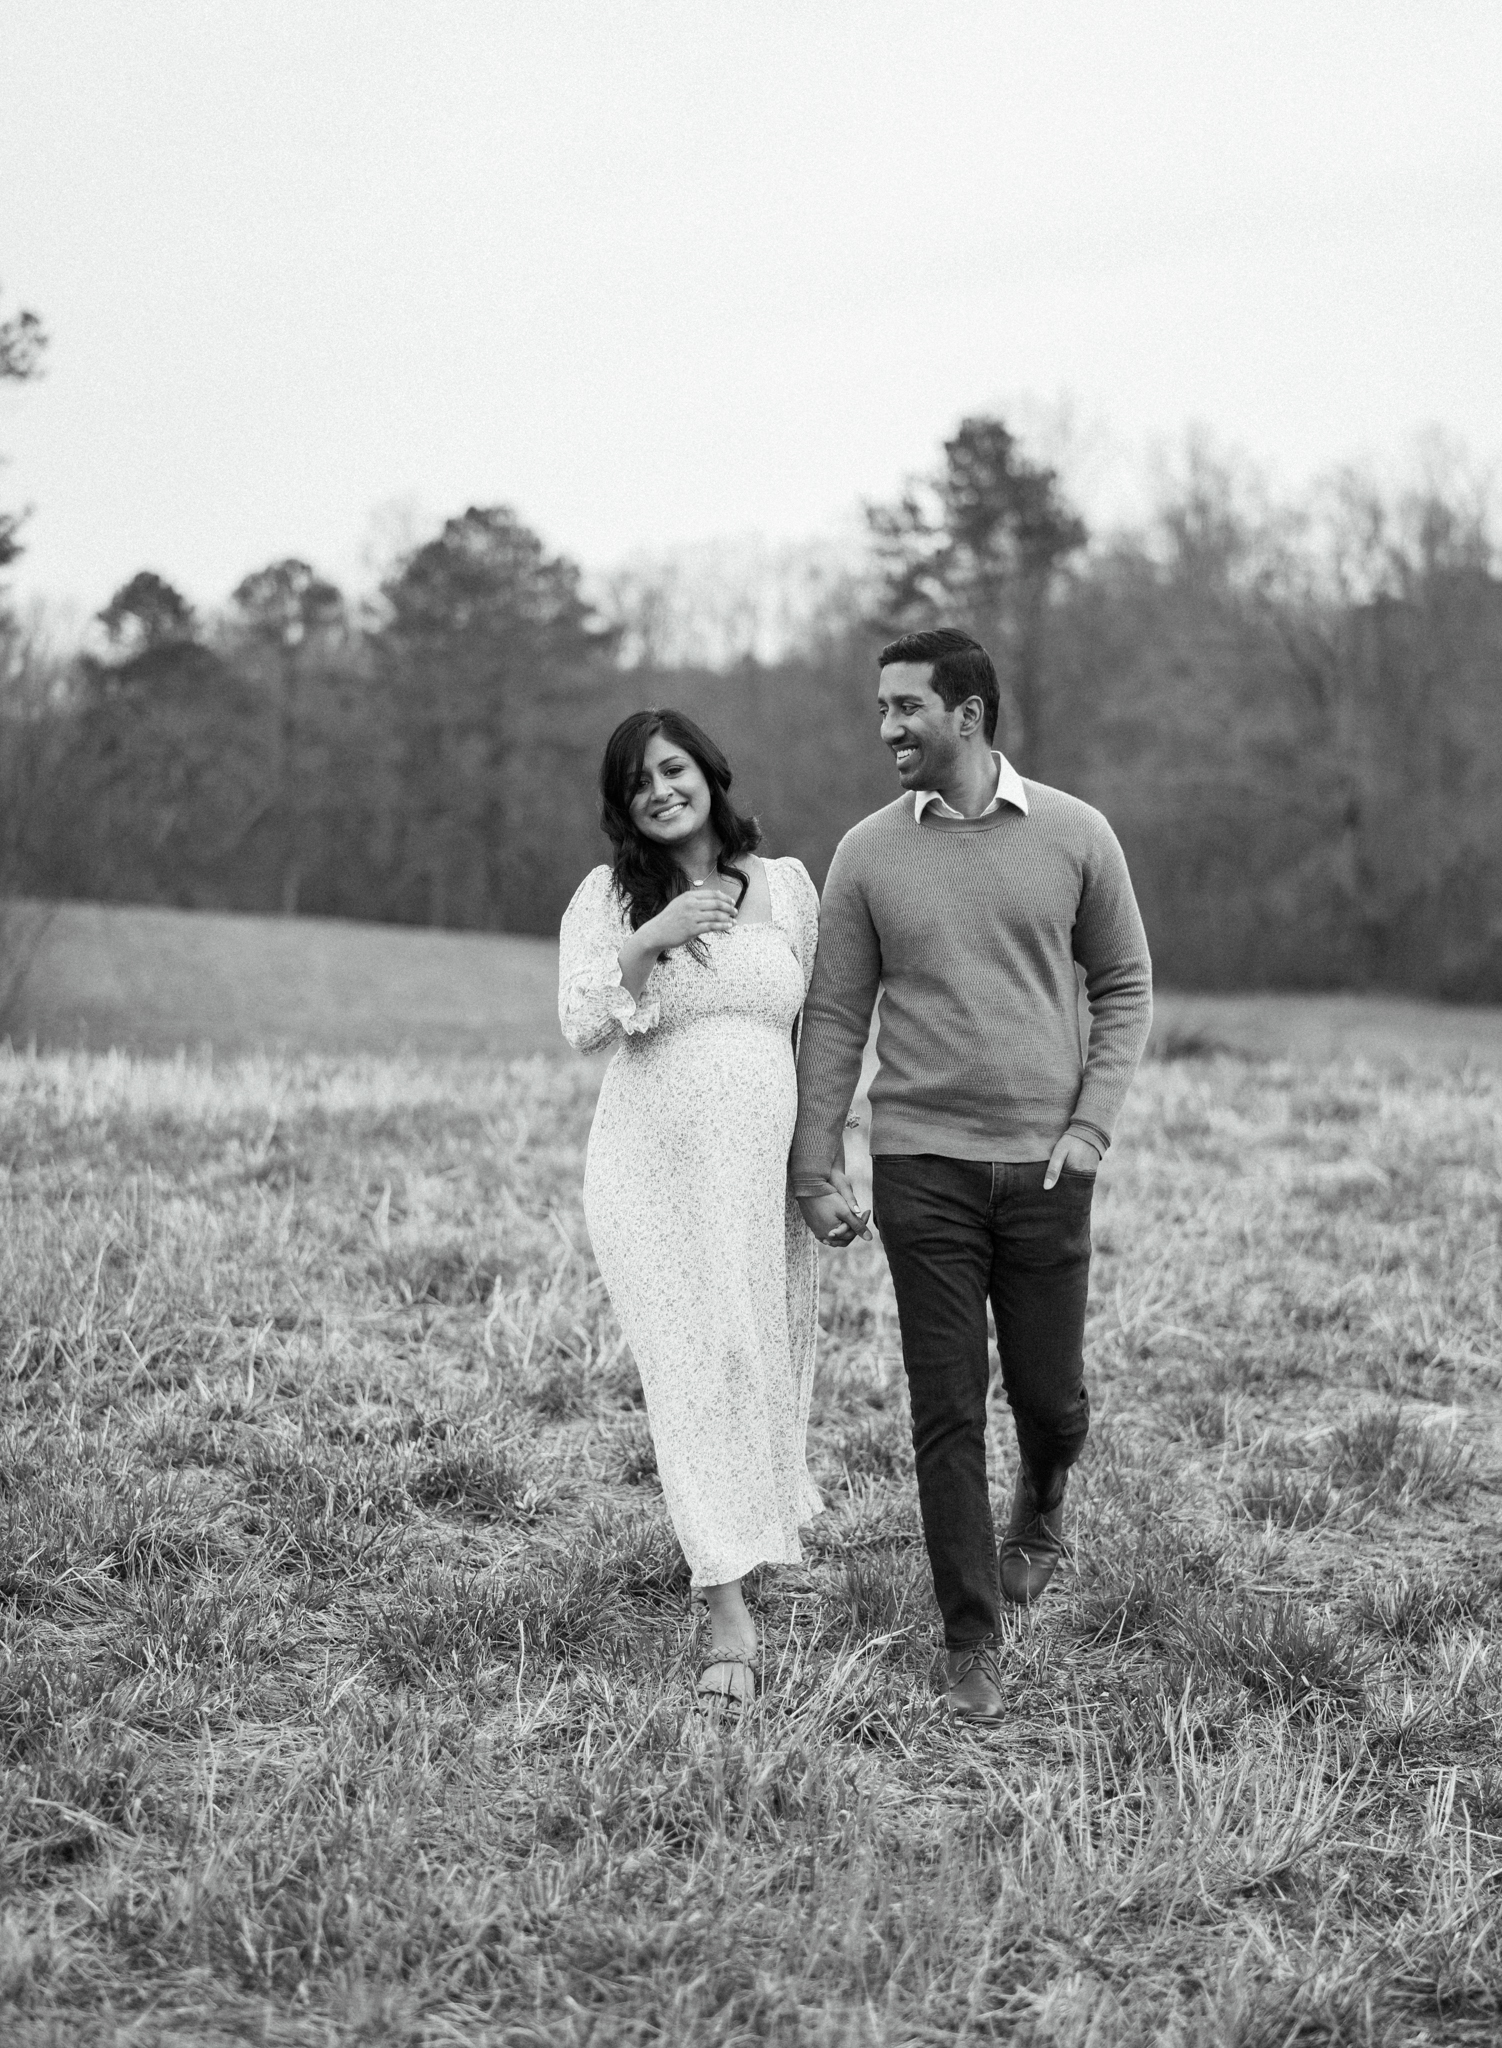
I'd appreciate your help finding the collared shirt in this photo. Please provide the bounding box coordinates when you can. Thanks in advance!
[912,750,1030,823]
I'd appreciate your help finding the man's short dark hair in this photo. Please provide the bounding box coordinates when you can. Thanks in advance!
[878,627,1001,744]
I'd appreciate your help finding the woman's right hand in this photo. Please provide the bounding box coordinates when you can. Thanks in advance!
[643,886,737,951]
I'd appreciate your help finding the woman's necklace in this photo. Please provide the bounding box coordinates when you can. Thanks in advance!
[684,852,746,916]
[681,852,743,915]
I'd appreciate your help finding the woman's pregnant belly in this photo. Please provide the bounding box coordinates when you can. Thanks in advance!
[588,1015,796,1193]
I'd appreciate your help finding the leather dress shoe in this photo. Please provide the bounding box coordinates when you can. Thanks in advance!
[999,1470,1068,1607]
[944,1641,1006,1724]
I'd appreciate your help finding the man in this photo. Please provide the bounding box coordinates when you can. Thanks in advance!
[792,627,1152,1726]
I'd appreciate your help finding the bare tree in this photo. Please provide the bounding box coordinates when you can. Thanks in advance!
[0,606,66,1035]
[0,288,51,1032]
[595,535,871,671]
[1258,452,1502,991]
[0,288,47,580]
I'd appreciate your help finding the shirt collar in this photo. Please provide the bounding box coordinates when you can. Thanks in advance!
[913,750,1029,822]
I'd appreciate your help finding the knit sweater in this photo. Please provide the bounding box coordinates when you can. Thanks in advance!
[789,781,1153,1196]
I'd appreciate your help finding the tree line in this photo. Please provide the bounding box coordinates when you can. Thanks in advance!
[3,302,1500,998]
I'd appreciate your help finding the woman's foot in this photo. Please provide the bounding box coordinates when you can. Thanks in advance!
[696,1651,756,1711]
[696,1579,758,1710]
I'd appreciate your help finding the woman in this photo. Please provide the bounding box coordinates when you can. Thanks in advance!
[559,708,838,1709]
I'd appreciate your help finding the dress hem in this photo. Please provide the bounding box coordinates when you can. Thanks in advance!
[684,1492,824,1590]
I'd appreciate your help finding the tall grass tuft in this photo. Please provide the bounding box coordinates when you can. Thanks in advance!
[1327,1403,1474,1505]
[1236,1465,1338,1529]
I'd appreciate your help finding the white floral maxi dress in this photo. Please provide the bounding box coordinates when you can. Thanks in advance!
[558,858,824,1587]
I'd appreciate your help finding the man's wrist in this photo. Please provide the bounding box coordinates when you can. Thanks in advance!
[1065,1122,1109,1158]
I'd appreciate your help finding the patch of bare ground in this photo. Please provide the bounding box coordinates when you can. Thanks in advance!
[1,1039,1500,2044]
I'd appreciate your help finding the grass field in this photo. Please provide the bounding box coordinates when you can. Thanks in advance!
[2,1031,1501,2045]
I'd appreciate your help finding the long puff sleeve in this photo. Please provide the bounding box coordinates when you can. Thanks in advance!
[558,866,662,1053]
[775,856,821,996]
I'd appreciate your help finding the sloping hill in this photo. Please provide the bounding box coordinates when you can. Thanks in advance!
[5,901,564,1060]
[6,898,1502,1067]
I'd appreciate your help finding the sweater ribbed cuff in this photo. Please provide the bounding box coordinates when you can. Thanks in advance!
[1066,1120,1110,1158]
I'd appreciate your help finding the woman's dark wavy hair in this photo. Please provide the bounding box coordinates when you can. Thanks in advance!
[599,708,761,945]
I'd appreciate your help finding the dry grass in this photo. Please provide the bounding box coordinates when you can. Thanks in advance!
[2,1038,1501,2044]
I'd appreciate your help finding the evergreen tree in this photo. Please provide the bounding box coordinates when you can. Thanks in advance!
[231,559,347,914]
[376,506,616,929]
[866,415,1086,772]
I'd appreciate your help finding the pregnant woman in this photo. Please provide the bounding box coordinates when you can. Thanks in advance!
[559,708,851,1710]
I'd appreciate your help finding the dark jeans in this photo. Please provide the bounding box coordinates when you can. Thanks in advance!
[871,1155,1094,1648]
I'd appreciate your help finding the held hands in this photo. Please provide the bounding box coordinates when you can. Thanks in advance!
[1043,1133,1102,1190]
[797,1169,871,1248]
[645,885,737,951]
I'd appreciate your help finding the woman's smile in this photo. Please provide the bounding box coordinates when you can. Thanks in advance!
[628,736,716,845]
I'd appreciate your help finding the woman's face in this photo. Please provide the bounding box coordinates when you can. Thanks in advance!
[628,731,713,847]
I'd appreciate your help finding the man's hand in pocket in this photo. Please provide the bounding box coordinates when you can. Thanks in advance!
[1043,1135,1102,1191]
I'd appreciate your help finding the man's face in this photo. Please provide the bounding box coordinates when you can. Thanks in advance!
[877,662,970,791]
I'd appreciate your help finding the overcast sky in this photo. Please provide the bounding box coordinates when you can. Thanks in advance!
[4,1,1500,617]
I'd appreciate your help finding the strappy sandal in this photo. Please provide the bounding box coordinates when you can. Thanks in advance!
[695,1651,758,1713]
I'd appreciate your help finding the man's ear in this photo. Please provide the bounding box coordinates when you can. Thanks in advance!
[958,694,986,737]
